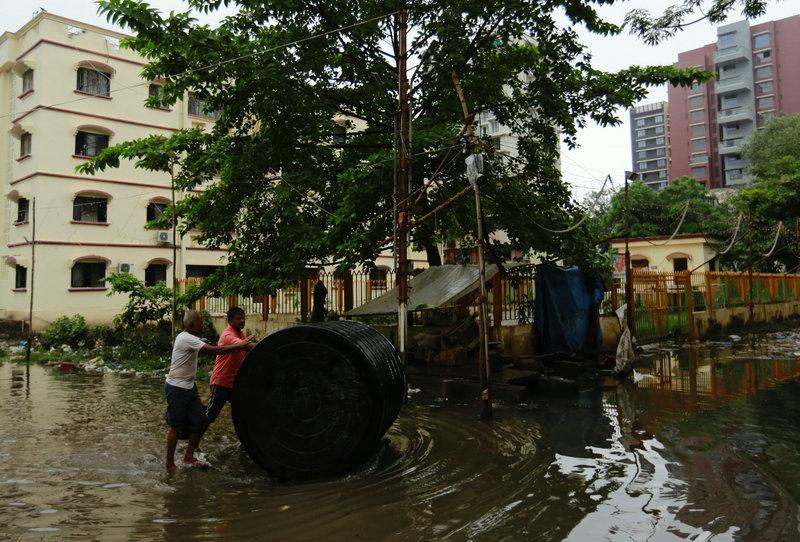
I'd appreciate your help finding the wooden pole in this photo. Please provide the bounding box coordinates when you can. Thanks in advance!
[624,175,635,336]
[395,0,410,363]
[24,198,36,368]
[171,164,177,339]
[451,70,492,420]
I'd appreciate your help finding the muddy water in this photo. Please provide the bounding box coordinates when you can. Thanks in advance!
[2,332,800,541]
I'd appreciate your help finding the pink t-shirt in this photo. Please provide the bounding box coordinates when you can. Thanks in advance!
[210,325,246,388]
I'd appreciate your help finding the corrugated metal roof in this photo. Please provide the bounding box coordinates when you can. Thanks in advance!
[346,263,514,316]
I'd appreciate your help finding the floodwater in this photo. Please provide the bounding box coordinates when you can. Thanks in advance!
[2,332,800,541]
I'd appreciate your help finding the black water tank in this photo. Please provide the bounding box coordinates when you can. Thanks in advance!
[231,320,406,479]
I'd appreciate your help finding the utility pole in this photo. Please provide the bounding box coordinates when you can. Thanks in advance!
[395,0,410,363]
[171,163,177,339]
[624,171,636,335]
[452,71,492,420]
[25,198,36,368]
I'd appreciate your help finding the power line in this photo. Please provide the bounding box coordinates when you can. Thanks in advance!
[2,11,398,123]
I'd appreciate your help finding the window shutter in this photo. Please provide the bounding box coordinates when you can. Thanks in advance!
[98,200,107,223]
[73,198,82,221]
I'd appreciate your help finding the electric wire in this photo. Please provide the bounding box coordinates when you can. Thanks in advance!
[763,221,784,258]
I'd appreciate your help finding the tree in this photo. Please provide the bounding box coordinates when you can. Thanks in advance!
[742,114,800,183]
[80,0,708,293]
[594,177,732,240]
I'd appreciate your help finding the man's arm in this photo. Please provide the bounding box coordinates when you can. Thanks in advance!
[199,338,251,355]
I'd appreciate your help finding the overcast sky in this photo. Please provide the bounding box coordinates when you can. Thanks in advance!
[4,1,798,199]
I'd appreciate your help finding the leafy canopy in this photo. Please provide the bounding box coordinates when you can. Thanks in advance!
[80,0,711,293]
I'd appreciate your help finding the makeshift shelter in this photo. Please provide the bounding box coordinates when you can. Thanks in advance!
[345,264,512,316]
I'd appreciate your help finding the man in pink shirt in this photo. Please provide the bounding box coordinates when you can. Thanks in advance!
[205,307,255,424]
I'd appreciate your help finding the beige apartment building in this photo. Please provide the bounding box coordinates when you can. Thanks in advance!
[0,13,229,329]
[1,13,431,330]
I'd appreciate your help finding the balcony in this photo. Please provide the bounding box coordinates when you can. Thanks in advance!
[718,105,754,125]
[715,45,750,64]
[719,138,745,155]
[725,170,751,185]
[716,74,752,95]
[724,157,747,170]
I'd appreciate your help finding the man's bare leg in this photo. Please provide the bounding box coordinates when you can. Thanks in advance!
[165,427,179,473]
[182,432,204,466]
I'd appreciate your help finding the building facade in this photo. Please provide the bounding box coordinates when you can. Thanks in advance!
[0,13,435,329]
[0,13,232,328]
[610,234,720,273]
[668,15,800,188]
[629,102,670,190]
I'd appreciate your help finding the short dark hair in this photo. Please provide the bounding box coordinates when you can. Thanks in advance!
[227,306,245,321]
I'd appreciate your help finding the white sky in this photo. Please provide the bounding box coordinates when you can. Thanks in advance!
[3,0,798,199]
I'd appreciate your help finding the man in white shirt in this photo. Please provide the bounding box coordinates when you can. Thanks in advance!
[165,309,251,473]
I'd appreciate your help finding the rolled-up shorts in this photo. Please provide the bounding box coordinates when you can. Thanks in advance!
[164,383,209,437]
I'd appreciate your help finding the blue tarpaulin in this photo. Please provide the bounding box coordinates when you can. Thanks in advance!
[534,264,604,355]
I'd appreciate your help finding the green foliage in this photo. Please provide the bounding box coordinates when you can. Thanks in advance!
[742,114,800,181]
[79,0,711,289]
[40,315,90,349]
[626,1,771,45]
[105,272,177,328]
[595,177,732,240]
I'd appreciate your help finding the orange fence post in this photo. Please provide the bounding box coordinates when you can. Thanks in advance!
[686,272,697,341]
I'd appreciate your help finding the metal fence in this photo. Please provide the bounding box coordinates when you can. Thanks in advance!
[177,265,537,327]
[628,271,800,341]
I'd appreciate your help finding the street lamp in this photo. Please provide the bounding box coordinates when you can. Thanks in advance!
[623,171,638,335]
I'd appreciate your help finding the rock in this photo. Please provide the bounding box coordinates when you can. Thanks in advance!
[431,347,467,366]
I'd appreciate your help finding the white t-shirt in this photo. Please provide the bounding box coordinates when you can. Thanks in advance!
[166,331,206,389]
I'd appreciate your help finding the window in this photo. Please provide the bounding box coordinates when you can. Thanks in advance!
[188,92,221,120]
[21,69,33,93]
[638,161,647,170]
[673,258,688,272]
[758,96,775,110]
[689,96,704,108]
[332,124,346,145]
[490,120,499,133]
[690,81,704,93]
[754,33,770,50]
[655,137,665,145]
[637,151,646,159]
[690,153,708,164]
[145,264,167,287]
[186,264,221,278]
[76,67,111,96]
[755,50,771,65]
[16,198,29,223]
[757,81,773,94]
[720,95,740,109]
[15,265,27,289]
[759,110,775,124]
[691,124,706,137]
[73,196,108,223]
[657,159,666,167]
[690,110,704,122]
[636,129,645,138]
[691,166,707,179]
[692,139,707,151]
[636,118,645,127]
[658,170,667,179]
[718,32,736,47]
[654,126,665,135]
[631,259,649,270]
[146,202,167,222]
[637,140,646,148]
[147,83,165,108]
[19,133,31,158]
[721,63,737,74]
[75,131,109,157]
[369,267,389,298]
[71,261,106,288]
[654,115,664,123]
[755,66,772,80]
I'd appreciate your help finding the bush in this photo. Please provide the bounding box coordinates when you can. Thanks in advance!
[40,315,89,349]
[89,324,117,348]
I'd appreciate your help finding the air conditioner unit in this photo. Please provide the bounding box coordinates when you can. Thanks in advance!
[156,231,171,244]
[117,262,135,274]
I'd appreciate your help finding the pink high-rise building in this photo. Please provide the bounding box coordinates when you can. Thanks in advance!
[668,15,800,188]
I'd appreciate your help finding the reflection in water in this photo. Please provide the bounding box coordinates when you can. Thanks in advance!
[1,330,800,540]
